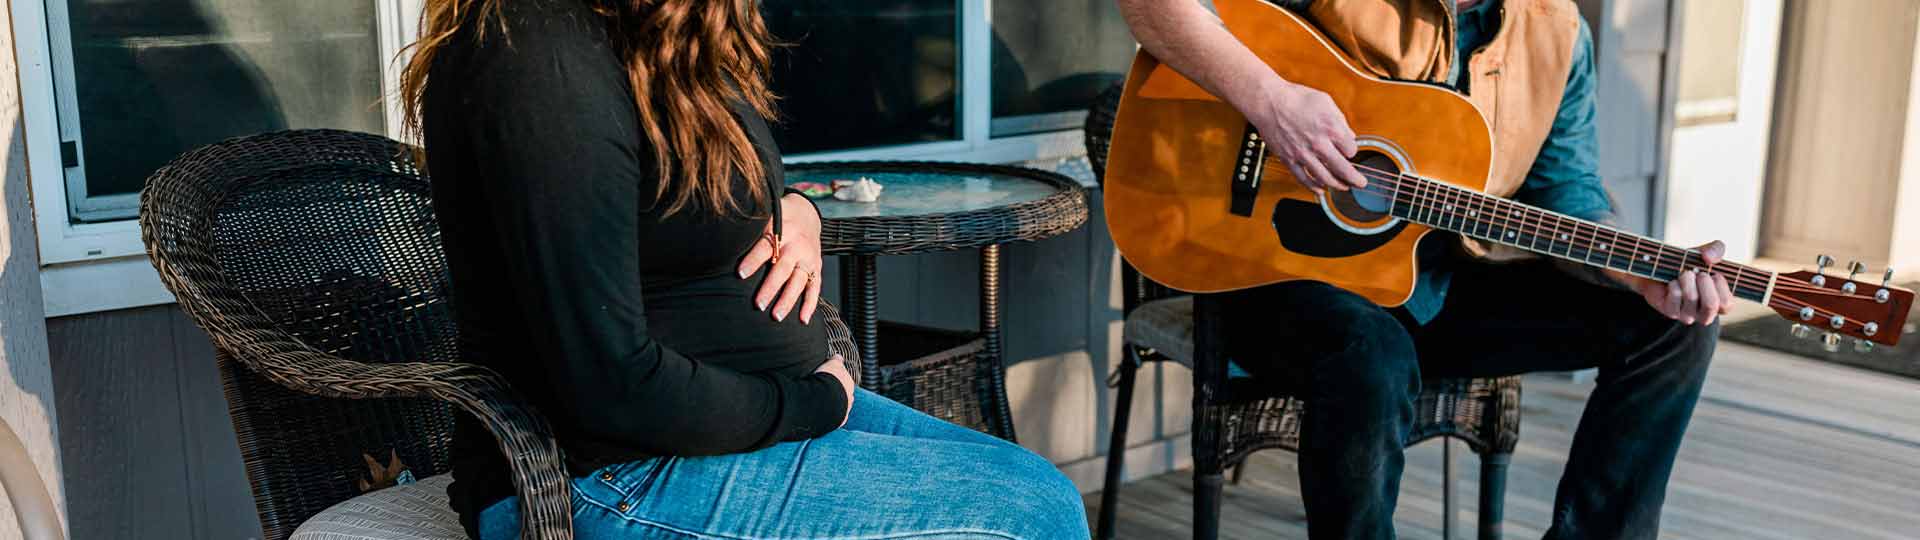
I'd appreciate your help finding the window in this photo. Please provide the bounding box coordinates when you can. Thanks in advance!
[764,0,960,154]
[48,0,391,223]
[989,0,1135,136]
[1675,0,1747,126]
[23,0,1124,315]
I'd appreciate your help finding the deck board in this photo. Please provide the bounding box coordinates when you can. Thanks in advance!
[1085,342,1920,539]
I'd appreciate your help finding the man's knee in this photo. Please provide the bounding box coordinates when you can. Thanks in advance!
[1621,315,1718,382]
[1311,309,1421,402]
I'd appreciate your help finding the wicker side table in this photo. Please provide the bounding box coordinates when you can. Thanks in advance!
[786,161,1088,441]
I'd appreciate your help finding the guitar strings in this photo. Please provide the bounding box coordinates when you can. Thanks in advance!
[1320,161,1776,290]
[1342,165,1871,303]
[1331,162,1830,297]
[1249,155,1878,332]
[1258,156,1852,300]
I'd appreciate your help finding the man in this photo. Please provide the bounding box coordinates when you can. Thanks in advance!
[1114,0,1733,538]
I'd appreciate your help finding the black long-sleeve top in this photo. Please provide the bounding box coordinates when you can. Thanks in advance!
[419,0,843,533]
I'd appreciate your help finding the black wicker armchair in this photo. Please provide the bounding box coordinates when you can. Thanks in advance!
[139,129,864,540]
[140,129,572,540]
[1084,85,1523,540]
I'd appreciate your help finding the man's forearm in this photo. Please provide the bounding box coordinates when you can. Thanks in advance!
[1116,0,1292,120]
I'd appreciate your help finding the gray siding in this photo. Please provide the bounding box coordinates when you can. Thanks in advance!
[49,307,260,540]
[1581,0,1677,234]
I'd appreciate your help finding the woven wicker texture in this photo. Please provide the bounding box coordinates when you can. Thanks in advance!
[867,323,994,434]
[140,129,573,540]
[1085,83,1522,538]
[787,161,1088,255]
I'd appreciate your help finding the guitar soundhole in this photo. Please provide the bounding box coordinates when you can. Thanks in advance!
[1328,150,1399,225]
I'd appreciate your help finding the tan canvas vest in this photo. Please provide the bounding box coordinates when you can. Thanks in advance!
[1303,0,1584,256]
[1305,0,1582,198]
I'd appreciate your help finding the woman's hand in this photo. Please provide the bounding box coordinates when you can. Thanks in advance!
[815,354,855,427]
[739,193,826,324]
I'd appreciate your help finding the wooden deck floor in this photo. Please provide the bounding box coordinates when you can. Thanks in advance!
[1084,342,1920,539]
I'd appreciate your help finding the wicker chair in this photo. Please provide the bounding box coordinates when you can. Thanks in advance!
[1084,85,1523,540]
[139,129,570,540]
[141,129,866,540]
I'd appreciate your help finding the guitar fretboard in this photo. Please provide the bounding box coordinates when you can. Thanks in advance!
[1382,174,1774,303]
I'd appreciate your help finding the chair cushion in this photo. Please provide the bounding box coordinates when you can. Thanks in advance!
[290,474,464,540]
[1124,297,1195,365]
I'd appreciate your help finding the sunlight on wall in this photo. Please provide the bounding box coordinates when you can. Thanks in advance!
[1663,0,1784,260]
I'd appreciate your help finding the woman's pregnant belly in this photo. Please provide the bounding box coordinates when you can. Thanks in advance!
[642,271,830,379]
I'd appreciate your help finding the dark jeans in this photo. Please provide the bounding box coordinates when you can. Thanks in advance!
[1220,258,1718,540]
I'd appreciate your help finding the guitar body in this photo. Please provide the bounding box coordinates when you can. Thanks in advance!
[1104,0,1494,305]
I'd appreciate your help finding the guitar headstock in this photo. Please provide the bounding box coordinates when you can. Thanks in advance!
[1768,256,1913,350]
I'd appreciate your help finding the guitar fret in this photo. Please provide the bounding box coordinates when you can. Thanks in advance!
[1599,225,1616,267]
[1559,213,1574,257]
[1377,175,1786,302]
[1397,171,1413,217]
[1633,235,1658,278]
[1451,183,1466,230]
[1413,177,1429,225]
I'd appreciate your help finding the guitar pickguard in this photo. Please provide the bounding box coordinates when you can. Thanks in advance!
[1272,198,1408,258]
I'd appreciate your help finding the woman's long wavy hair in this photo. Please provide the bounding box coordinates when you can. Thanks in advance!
[400,0,779,217]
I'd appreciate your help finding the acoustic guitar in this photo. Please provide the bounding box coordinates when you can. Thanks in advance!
[1102,0,1913,348]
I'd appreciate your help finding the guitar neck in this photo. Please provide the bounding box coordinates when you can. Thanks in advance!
[1386,175,1776,304]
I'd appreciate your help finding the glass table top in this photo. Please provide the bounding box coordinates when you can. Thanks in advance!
[785,168,1067,220]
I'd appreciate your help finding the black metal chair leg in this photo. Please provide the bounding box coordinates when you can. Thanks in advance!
[1478,452,1511,540]
[1095,350,1141,540]
[1229,462,1245,485]
[1195,472,1224,540]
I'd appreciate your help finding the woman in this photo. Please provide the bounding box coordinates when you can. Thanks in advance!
[400,0,1088,538]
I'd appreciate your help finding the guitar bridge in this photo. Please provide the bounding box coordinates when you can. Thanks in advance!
[1229,124,1266,217]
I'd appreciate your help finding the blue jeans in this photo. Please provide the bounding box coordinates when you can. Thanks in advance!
[478,389,1089,539]
[1221,259,1718,539]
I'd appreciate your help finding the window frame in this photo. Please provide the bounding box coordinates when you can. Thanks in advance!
[23,0,1105,316]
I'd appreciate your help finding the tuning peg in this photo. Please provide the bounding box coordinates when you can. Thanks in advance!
[1813,255,1834,286]
[1822,332,1843,352]
[1841,262,1864,293]
[1790,323,1812,339]
[1880,269,1897,303]
[1855,338,1875,353]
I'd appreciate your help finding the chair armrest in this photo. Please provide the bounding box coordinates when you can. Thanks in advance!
[0,419,63,540]
[818,301,863,389]
[217,335,573,540]
[1484,375,1523,455]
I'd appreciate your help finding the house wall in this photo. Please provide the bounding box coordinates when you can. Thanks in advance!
[1890,13,1920,274]
[0,0,65,536]
[46,307,258,540]
[1664,0,1786,261]
[1579,0,1676,235]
